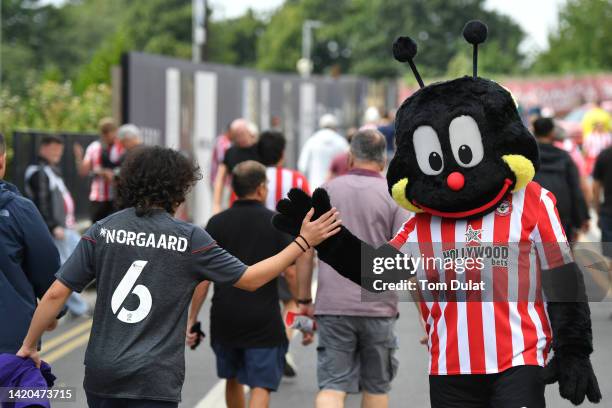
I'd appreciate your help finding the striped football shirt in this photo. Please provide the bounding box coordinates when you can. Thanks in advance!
[265,166,311,211]
[389,181,571,375]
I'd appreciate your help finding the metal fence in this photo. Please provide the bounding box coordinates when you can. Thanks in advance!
[10,131,98,220]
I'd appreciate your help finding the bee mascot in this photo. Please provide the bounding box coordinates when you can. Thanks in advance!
[273,20,601,408]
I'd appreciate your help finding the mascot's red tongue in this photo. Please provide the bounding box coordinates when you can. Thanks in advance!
[415,178,512,218]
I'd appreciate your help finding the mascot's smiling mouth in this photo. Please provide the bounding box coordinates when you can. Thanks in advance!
[414,178,513,218]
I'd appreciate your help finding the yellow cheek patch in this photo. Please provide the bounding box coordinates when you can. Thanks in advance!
[391,178,423,213]
[502,154,535,192]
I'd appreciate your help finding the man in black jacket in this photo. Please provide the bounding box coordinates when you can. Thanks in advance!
[533,117,590,241]
[25,135,73,240]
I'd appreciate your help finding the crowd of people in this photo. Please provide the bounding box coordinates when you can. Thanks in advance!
[0,98,611,408]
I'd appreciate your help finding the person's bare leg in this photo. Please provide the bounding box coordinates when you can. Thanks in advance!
[226,378,245,408]
[248,387,270,408]
[316,390,346,408]
[361,392,388,408]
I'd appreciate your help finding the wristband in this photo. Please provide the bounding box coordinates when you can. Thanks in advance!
[297,234,311,249]
[297,298,312,305]
[293,239,306,252]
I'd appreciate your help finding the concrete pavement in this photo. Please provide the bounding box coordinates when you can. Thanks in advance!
[40,294,612,407]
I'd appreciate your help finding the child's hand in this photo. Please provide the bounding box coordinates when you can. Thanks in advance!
[16,346,41,368]
[299,208,342,247]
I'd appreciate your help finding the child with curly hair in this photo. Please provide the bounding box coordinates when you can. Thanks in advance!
[16,146,341,408]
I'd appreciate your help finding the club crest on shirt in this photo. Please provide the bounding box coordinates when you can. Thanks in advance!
[495,199,512,216]
[465,225,482,244]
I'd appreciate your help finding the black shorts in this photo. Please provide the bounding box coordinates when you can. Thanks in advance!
[429,366,545,408]
[86,393,177,408]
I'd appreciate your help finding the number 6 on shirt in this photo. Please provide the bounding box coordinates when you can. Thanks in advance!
[111,260,152,323]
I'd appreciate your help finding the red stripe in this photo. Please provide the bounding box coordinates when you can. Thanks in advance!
[416,214,441,374]
[291,170,299,189]
[464,218,486,373]
[301,174,311,195]
[518,187,539,366]
[492,197,513,371]
[535,263,552,362]
[441,219,460,374]
[275,166,283,204]
[534,189,557,361]
[389,217,416,249]
[82,236,97,244]
[192,242,217,254]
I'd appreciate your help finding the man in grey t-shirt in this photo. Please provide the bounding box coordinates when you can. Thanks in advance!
[298,129,411,408]
[16,146,341,408]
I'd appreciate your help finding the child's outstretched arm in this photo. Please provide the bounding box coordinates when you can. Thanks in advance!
[234,208,341,292]
[16,280,73,367]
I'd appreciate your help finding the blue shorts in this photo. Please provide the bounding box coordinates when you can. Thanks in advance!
[212,342,288,391]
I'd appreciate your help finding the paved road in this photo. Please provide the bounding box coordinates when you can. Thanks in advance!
[41,294,612,408]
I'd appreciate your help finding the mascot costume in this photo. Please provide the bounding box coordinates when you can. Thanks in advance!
[274,20,601,407]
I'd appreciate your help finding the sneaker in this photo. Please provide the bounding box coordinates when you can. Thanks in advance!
[284,353,297,377]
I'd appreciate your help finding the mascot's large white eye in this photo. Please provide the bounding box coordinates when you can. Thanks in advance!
[449,115,484,168]
[413,126,444,175]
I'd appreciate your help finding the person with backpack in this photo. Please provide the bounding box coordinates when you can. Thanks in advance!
[532,117,589,241]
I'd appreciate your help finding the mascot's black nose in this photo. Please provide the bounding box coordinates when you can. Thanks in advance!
[447,172,465,191]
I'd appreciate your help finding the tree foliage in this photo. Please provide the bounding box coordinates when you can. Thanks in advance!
[534,0,612,74]
[255,0,525,79]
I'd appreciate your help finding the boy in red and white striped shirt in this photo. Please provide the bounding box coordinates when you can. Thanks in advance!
[258,130,310,211]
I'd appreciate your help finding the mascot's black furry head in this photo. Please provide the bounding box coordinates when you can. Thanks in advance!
[387,20,539,219]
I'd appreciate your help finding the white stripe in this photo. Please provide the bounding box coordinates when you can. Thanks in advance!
[453,219,471,373]
[282,168,293,199]
[436,304,448,375]
[532,225,549,270]
[508,190,526,367]
[480,212,498,373]
[265,167,277,210]
[508,301,525,366]
[527,302,546,366]
[456,301,471,374]
[429,218,447,374]
[508,187,526,241]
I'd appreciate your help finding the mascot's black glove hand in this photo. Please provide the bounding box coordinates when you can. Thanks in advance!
[273,188,332,237]
[273,188,366,286]
[272,188,402,291]
[540,266,602,406]
[541,353,601,405]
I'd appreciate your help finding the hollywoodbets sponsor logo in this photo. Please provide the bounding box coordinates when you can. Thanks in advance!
[442,245,509,268]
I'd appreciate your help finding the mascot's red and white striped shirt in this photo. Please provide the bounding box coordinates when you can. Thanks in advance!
[390,181,572,375]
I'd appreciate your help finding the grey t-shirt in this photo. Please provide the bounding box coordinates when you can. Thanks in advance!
[315,170,411,317]
[55,208,246,402]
